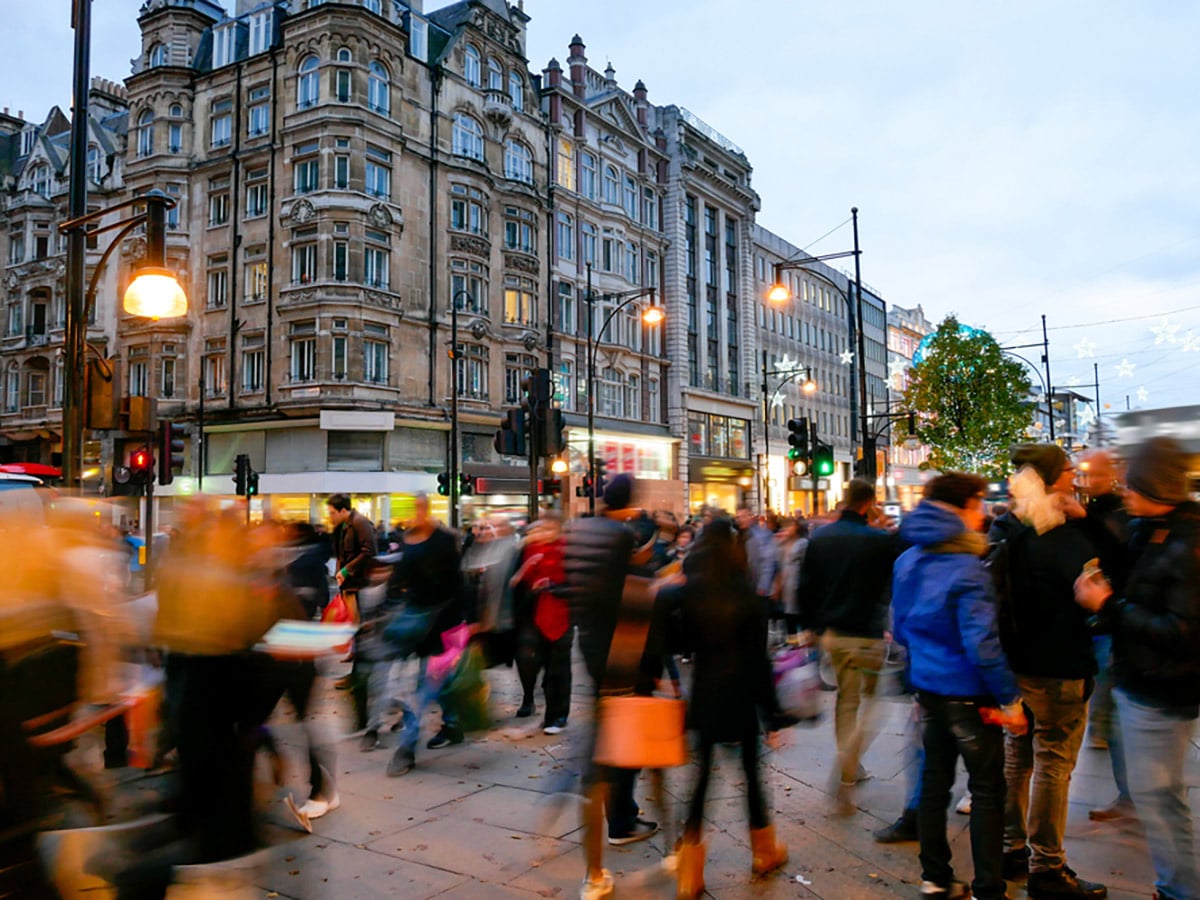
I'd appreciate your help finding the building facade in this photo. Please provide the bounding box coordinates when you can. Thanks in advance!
[885,302,933,506]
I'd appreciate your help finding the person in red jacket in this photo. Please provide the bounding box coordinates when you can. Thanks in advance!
[511,514,572,734]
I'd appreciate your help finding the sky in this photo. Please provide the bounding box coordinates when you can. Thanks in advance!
[4,0,1198,427]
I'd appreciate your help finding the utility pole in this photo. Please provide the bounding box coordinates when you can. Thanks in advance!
[852,207,868,474]
[1042,314,1055,442]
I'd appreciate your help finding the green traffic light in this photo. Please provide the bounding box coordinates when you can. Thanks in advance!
[787,448,801,461]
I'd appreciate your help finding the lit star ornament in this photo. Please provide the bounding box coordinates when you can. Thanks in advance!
[1181,331,1200,353]
[839,349,855,366]
[770,393,785,410]
[1137,386,1150,403]
[1073,338,1097,359]
[887,358,909,383]
[1115,358,1136,378]
[1065,375,1082,387]
[1076,405,1097,428]
[1150,317,1181,345]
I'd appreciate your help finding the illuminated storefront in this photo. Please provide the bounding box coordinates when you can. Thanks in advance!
[686,412,755,514]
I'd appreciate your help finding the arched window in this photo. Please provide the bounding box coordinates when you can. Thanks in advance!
[4,363,19,412]
[504,138,532,184]
[508,72,523,112]
[452,114,483,161]
[149,43,167,67]
[87,144,103,182]
[297,56,319,109]
[169,103,183,117]
[463,45,481,87]
[31,164,51,197]
[335,49,352,103]
[487,57,503,91]
[336,47,352,63]
[168,105,183,153]
[368,61,389,115]
[602,165,619,205]
[137,109,155,157]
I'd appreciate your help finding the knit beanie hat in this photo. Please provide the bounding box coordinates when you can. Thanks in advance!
[602,473,635,511]
[1126,437,1190,505]
[1011,444,1069,486]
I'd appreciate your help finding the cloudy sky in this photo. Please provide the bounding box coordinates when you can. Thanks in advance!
[4,0,1198,421]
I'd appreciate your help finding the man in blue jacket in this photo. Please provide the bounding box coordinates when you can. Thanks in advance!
[893,473,1027,900]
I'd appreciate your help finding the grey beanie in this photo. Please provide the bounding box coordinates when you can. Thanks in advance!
[1011,443,1069,486]
[1126,437,1190,506]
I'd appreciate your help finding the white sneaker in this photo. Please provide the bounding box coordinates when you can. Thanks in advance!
[579,869,614,900]
[299,792,341,820]
[955,792,972,815]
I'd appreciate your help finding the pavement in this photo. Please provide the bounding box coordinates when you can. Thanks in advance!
[62,654,1188,899]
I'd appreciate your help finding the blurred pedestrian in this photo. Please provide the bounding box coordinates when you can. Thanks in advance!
[286,521,332,620]
[774,516,809,639]
[1075,437,1200,900]
[797,478,900,814]
[893,473,1028,900]
[647,517,791,898]
[512,514,572,733]
[326,494,376,624]
[991,445,1106,898]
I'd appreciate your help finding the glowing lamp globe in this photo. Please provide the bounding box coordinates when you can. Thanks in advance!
[124,267,188,319]
[551,457,569,475]
[766,282,791,304]
[641,305,664,326]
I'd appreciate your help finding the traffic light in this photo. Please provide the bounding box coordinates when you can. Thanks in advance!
[786,417,810,463]
[436,471,451,496]
[130,445,154,486]
[540,407,566,457]
[459,473,475,496]
[539,477,562,496]
[576,475,593,498]
[813,441,835,477]
[157,420,187,486]
[246,469,260,497]
[594,457,608,496]
[233,453,250,496]
[493,408,527,457]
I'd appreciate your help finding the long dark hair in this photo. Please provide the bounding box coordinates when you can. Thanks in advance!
[684,517,749,587]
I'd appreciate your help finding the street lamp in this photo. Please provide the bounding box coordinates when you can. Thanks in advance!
[583,262,664,515]
[764,209,867,471]
[760,355,816,513]
[57,188,185,489]
[446,289,477,530]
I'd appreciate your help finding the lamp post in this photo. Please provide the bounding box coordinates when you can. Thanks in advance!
[447,289,475,530]
[760,352,816,513]
[58,189,185,489]
[766,231,864,463]
[582,262,664,515]
[1001,348,1056,441]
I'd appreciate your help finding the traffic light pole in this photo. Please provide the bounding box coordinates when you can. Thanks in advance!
[143,472,155,590]
[448,293,461,530]
[810,426,821,517]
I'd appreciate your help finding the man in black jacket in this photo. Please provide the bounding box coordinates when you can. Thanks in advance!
[992,445,1106,899]
[563,474,659,900]
[797,478,898,815]
[1076,437,1200,900]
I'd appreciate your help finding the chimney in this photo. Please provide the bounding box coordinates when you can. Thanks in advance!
[544,57,561,89]
[567,35,587,100]
[633,79,648,128]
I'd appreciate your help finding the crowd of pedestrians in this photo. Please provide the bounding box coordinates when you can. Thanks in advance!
[1,435,1197,900]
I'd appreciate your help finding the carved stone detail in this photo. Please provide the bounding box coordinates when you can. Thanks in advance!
[450,234,490,259]
[469,319,490,341]
[504,253,539,276]
[521,331,540,352]
[290,198,316,224]
[367,203,393,229]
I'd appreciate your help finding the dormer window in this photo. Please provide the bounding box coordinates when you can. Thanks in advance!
[464,45,481,87]
[87,145,103,183]
[248,10,273,56]
[19,130,35,157]
[32,164,51,197]
[211,23,236,69]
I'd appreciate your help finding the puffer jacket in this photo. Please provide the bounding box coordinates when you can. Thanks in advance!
[562,515,635,690]
[1100,501,1200,708]
[893,501,1020,705]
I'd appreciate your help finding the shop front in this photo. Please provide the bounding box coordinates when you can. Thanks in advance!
[562,427,684,518]
[686,411,754,515]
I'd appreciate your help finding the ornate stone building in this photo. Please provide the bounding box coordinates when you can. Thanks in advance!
[0,81,130,489]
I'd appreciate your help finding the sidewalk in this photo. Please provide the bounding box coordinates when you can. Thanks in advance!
[225,655,1177,900]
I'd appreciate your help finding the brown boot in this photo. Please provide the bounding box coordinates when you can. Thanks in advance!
[750,824,788,878]
[676,838,705,899]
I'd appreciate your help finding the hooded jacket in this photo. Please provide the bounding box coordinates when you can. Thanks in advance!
[1098,501,1200,708]
[892,501,1020,705]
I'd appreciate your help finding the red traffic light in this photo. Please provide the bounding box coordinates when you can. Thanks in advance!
[131,448,151,469]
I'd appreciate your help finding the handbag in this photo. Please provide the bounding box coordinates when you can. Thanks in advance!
[591,574,687,769]
[773,643,821,722]
[320,593,353,625]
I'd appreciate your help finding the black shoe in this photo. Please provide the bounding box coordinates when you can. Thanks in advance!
[1027,867,1107,899]
[607,818,658,846]
[386,748,415,777]
[426,726,464,750]
[515,701,535,719]
[874,812,918,844]
[359,729,379,752]
[1003,847,1031,881]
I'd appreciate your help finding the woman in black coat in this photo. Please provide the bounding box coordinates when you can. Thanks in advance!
[647,518,790,898]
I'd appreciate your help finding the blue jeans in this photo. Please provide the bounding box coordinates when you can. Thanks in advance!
[1115,688,1199,900]
[903,698,924,812]
[1091,635,1131,805]
[396,659,458,753]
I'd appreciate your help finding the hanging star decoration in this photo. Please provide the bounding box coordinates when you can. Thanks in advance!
[1115,358,1136,378]
[1076,405,1097,428]
[770,393,785,410]
[776,353,802,374]
[887,358,908,383]
[839,349,855,366]
[1054,418,1067,433]
[1150,317,1181,345]
[1181,330,1200,353]
[1073,338,1097,359]
[1137,386,1150,403]
[1065,375,1082,387]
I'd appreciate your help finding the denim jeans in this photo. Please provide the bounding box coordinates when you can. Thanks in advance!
[1115,688,1200,900]
[395,658,459,753]
[1089,636,1131,804]
[917,693,1007,900]
[1004,675,1089,872]
[821,632,885,784]
[903,698,925,812]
